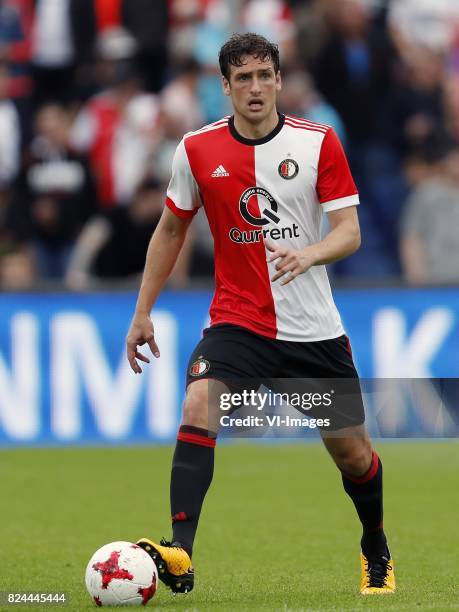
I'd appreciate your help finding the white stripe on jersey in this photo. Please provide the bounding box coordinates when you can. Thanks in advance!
[284,120,328,134]
[284,115,331,131]
[184,118,230,140]
[322,193,359,213]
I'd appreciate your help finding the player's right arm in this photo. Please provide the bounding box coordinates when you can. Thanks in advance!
[126,208,193,373]
[127,136,201,373]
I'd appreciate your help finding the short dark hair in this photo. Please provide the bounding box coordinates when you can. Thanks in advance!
[219,33,280,80]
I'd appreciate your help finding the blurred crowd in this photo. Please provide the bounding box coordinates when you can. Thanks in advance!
[1,0,459,290]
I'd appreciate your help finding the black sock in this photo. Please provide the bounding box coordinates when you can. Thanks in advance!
[170,425,216,557]
[342,451,387,559]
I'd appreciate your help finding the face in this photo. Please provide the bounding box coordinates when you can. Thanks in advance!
[335,0,369,36]
[222,55,281,124]
[35,105,69,146]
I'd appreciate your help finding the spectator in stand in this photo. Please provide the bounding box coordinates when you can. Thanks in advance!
[65,178,192,288]
[0,243,35,289]
[400,144,459,284]
[311,0,402,276]
[88,0,170,93]
[31,0,79,103]
[288,0,335,68]
[154,58,204,183]
[362,48,448,272]
[122,0,169,93]
[0,61,21,271]
[9,102,96,278]
[70,52,161,209]
[312,0,394,148]
[0,60,20,189]
[0,1,24,51]
[278,70,346,144]
[169,0,228,62]
[30,0,170,104]
[191,0,232,123]
[161,58,204,136]
[0,0,34,99]
[241,0,297,66]
[79,0,171,94]
[385,48,446,156]
[388,0,459,59]
[30,0,111,104]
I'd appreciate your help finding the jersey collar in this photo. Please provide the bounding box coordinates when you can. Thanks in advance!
[228,113,285,146]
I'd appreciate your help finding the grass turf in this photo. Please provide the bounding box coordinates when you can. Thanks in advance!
[1,441,458,611]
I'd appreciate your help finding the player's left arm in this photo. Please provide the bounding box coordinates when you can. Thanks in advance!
[267,206,361,285]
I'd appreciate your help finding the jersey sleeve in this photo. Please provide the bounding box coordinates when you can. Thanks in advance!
[316,128,359,213]
[166,137,202,219]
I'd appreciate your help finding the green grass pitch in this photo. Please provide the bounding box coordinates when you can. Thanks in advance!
[2,441,458,611]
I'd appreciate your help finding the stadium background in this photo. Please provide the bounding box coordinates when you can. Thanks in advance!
[1,1,458,610]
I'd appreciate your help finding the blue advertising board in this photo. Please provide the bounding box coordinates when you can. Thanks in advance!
[0,288,458,446]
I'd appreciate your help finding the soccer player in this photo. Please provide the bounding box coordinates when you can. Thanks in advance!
[126,33,395,596]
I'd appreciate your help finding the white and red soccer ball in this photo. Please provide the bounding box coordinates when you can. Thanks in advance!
[85,542,158,606]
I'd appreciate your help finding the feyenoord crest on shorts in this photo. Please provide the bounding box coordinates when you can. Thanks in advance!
[190,358,211,377]
[165,114,360,342]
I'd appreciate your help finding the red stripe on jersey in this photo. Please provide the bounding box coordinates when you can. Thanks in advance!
[184,127,277,338]
[284,121,326,134]
[284,119,327,134]
[165,196,199,219]
[284,116,328,128]
[210,118,230,126]
[192,118,229,135]
[285,115,329,131]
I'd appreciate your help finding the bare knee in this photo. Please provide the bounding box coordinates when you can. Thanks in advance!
[181,381,210,430]
[329,439,373,477]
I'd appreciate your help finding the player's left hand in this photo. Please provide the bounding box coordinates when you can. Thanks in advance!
[265,241,316,285]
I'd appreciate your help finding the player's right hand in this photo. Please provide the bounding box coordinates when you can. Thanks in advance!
[126,312,160,374]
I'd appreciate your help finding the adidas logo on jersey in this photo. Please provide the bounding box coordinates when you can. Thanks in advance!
[211,165,229,177]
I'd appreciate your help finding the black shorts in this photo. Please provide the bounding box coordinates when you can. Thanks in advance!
[186,324,365,430]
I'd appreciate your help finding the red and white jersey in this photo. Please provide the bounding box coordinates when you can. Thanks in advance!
[167,114,359,341]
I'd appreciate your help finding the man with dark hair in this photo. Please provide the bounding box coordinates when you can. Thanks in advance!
[126,32,395,597]
[218,32,280,79]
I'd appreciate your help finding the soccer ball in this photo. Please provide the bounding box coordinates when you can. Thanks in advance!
[85,541,158,606]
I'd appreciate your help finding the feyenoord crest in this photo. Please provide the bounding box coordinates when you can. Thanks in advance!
[278,158,299,180]
[189,357,210,377]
